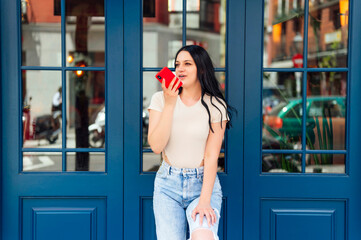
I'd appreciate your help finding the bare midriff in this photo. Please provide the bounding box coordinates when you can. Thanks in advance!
[162,152,204,168]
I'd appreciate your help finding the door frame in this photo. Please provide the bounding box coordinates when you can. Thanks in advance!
[123,0,246,238]
[0,0,125,238]
[0,4,2,237]
[243,0,361,238]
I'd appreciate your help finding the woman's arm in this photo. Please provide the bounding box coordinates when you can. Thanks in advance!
[148,106,175,154]
[147,78,181,154]
[192,120,227,226]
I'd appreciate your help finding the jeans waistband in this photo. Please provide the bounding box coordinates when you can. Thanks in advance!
[160,161,204,177]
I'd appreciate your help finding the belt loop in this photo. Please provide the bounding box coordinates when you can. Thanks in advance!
[167,166,171,175]
[196,168,199,178]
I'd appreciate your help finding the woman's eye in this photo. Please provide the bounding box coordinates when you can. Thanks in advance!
[186,63,191,65]
[175,64,179,67]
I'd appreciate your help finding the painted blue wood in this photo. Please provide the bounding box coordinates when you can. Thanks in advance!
[263,68,349,72]
[101,0,124,237]
[124,0,245,239]
[245,0,361,239]
[143,67,227,72]
[20,66,106,71]
[261,199,346,240]
[0,0,2,237]
[1,0,21,237]
[22,198,106,240]
[301,1,310,172]
[124,0,151,239]
[182,0,187,45]
[347,0,361,237]
[1,0,124,239]
[222,0,245,239]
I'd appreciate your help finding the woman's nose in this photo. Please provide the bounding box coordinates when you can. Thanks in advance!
[177,65,185,72]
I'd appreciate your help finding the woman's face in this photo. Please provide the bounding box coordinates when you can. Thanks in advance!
[175,51,198,88]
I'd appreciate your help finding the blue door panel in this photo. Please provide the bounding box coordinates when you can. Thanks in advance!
[261,199,345,240]
[141,198,157,240]
[22,198,106,240]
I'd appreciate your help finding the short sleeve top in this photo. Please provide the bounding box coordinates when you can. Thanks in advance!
[148,91,229,168]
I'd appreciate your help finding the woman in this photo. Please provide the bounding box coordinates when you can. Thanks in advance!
[147,45,234,240]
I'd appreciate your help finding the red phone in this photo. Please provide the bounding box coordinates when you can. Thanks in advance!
[155,67,183,90]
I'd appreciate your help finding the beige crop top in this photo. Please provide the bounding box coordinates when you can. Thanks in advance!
[147,91,229,168]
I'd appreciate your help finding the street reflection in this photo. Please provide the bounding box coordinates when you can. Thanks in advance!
[21,0,62,66]
[264,0,349,69]
[67,152,105,172]
[262,153,301,173]
[306,72,347,150]
[66,0,105,67]
[143,0,226,68]
[23,152,62,172]
[264,0,305,68]
[307,0,349,68]
[66,71,105,151]
[262,72,303,150]
[22,71,63,148]
[306,154,345,174]
[262,71,347,173]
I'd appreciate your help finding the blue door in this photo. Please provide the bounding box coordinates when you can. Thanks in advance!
[244,0,361,239]
[123,0,244,239]
[2,0,361,239]
[1,0,124,238]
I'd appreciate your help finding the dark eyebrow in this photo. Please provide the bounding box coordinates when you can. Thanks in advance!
[175,60,193,63]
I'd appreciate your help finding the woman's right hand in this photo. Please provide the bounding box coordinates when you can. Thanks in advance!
[162,77,182,107]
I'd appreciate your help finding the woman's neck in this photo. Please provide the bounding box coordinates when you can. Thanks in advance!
[181,83,202,101]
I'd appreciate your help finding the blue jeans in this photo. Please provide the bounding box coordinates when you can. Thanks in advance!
[153,161,223,240]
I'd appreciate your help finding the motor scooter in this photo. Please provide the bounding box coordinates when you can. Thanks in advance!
[88,106,105,148]
[88,106,150,148]
[23,97,61,145]
[32,110,62,144]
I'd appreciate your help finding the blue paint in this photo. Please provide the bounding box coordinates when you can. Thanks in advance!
[1,0,124,239]
[0,0,2,237]
[1,0,360,239]
[245,0,361,239]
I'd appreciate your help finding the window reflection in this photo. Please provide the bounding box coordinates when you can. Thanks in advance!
[262,72,303,150]
[262,153,301,173]
[306,72,347,150]
[186,0,227,68]
[22,71,62,148]
[307,0,349,68]
[21,0,62,66]
[66,71,105,149]
[264,0,305,68]
[143,0,183,67]
[306,154,345,173]
[67,152,105,172]
[143,0,226,68]
[65,0,105,67]
[23,152,62,172]
[143,152,162,172]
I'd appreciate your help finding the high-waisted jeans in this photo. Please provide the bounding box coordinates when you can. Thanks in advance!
[153,161,222,240]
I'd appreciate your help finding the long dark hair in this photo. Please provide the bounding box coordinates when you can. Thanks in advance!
[174,45,236,132]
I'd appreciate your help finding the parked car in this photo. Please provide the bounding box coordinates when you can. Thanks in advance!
[263,96,346,150]
[262,85,286,115]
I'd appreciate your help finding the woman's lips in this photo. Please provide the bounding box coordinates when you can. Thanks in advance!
[178,75,186,80]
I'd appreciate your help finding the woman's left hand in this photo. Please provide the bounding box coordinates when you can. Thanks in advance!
[191,202,217,227]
